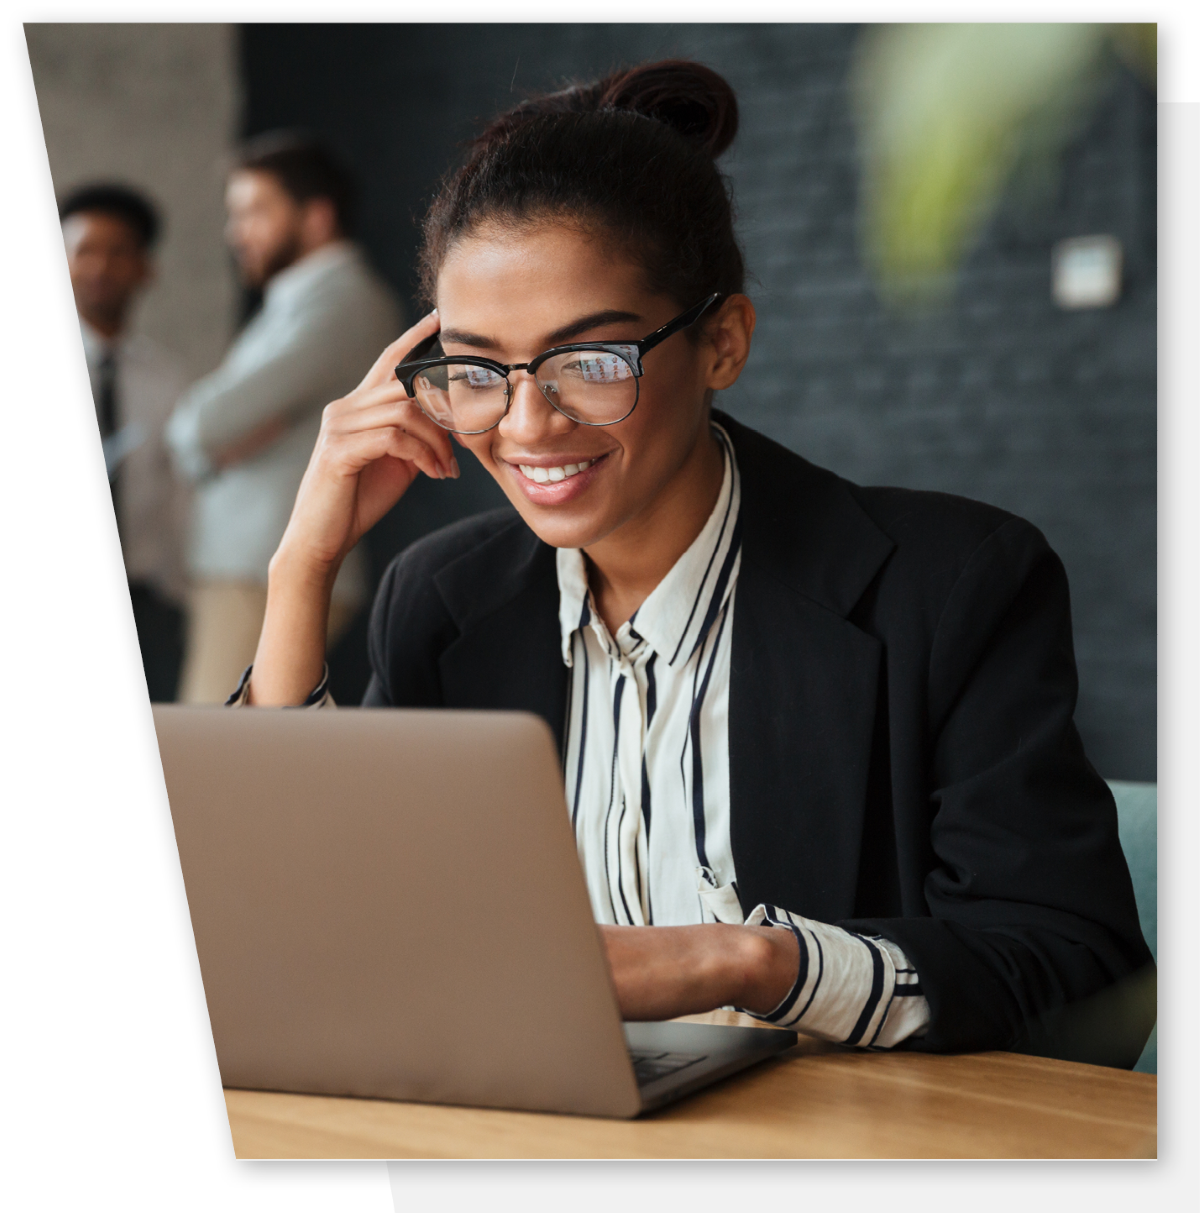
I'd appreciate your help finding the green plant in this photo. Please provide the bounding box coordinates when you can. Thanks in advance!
[850,23,1155,308]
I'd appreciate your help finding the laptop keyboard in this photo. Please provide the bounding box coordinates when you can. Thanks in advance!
[629,1049,707,1086]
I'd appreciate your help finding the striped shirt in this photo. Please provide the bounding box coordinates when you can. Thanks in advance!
[558,423,930,1047]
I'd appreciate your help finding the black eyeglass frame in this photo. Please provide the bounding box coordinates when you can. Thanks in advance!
[393,292,725,434]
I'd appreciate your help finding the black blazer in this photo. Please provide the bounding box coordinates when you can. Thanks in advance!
[363,412,1154,1066]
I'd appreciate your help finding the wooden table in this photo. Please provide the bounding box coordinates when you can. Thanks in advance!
[224,1012,1156,1159]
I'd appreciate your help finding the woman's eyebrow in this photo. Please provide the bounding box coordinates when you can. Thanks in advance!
[544,309,642,344]
[439,309,643,351]
[437,327,493,348]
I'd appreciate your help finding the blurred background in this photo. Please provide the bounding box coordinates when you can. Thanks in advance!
[25,22,1156,781]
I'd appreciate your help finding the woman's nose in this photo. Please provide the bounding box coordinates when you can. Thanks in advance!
[498,371,575,444]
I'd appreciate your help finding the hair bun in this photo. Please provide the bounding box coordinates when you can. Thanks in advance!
[426,58,745,311]
[594,60,739,159]
[481,59,739,160]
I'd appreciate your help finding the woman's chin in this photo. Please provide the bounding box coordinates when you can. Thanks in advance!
[489,455,616,548]
[515,506,612,552]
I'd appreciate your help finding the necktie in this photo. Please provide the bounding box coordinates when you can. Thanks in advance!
[95,351,122,541]
[96,350,117,439]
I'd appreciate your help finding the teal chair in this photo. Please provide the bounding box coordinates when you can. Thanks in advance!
[1108,780,1157,1074]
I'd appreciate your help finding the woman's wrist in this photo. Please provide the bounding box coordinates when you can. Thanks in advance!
[267,539,343,597]
[672,924,800,1015]
[245,546,339,706]
[729,924,800,1015]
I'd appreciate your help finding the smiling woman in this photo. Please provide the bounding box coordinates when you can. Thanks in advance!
[236,60,1153,1065]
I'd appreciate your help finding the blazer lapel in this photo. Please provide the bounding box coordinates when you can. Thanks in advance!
[719,415,895,922]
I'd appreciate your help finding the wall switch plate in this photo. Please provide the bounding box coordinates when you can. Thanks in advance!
[1052,235,1124,309]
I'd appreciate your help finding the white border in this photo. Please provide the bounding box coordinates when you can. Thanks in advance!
[1156,86,1199,1199]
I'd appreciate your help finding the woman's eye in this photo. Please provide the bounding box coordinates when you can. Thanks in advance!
[449,368,502,389]
[566,355,633,383]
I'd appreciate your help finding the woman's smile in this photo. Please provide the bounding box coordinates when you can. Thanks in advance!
[501,451,610,504]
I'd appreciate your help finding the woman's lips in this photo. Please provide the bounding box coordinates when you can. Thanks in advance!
[503,453,609,504]
[518,457,594,484]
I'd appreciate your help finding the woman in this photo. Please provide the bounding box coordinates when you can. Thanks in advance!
[237,61,1152,1064]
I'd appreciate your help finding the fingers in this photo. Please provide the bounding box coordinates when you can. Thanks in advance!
[326,424,448,484]
[358,309,441,392]
[323,383,458,477]
[347,412,458,477]
[334,310,463,480]
[310,309,462,505]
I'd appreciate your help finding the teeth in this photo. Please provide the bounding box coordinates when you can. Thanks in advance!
[519,458,593,485]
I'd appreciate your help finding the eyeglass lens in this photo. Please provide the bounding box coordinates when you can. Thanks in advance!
[412,349,639,434]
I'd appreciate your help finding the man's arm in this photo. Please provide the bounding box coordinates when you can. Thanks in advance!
[208,414,289,471]
[166,286,378,480]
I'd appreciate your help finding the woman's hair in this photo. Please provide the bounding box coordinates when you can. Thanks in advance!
[419,60,744,313]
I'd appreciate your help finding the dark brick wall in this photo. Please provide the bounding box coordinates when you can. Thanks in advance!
[241,23,1156,779]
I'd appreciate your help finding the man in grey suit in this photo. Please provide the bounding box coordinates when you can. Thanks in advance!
[168,133,402,703]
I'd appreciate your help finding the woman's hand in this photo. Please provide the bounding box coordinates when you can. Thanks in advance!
[600,923,800,1021]
[273,309,455,583]
[247,311,455,705]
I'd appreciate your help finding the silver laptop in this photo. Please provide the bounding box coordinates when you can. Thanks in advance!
[153,705,797,1119]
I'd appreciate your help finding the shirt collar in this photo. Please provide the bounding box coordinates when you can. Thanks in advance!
[78,317,119,367]
[556,422,742,669]
[264,239,358,309]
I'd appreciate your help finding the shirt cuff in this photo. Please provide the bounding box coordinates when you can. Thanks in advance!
[165,408,217,483]
[224,663,334,708]
[741,904,930,1049]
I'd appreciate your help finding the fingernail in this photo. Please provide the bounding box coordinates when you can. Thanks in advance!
[430,307,439,317]
[450,456,461,479]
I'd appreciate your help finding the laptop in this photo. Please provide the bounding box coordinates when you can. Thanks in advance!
[152,705,798,1120]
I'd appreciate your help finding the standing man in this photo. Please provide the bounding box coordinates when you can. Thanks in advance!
[168,133,402,704]
[61,183,190,702]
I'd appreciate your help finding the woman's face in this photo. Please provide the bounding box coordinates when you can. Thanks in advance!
[435,222,743,552]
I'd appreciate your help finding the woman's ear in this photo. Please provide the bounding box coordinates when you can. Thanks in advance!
[704,294,756,390]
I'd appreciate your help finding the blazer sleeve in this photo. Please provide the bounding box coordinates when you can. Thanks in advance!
[843,517,1154,1067]
[361,537,461,708]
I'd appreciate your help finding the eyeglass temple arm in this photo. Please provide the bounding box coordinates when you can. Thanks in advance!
[636,293,724,357]
[396,336,436,395]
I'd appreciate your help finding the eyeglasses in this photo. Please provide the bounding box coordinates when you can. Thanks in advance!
[394,293,724,434]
